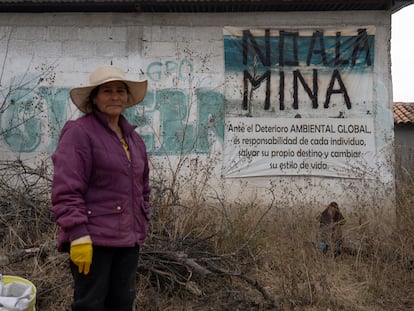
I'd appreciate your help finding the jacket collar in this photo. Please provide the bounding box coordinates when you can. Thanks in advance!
[92,110,137,136]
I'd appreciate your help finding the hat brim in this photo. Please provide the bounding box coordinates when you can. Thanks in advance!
[70,79,148,113]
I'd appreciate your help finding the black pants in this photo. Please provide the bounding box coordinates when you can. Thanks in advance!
[70,245,140,311]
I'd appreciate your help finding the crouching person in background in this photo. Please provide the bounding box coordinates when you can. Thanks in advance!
[318,201,345,256]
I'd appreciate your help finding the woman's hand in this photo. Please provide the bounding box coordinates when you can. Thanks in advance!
[70,235,93,275]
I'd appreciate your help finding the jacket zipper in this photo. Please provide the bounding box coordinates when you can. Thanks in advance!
[125,138,137,245]
[114,128,137,246]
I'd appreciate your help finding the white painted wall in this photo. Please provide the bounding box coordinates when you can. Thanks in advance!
[0,11,395,210]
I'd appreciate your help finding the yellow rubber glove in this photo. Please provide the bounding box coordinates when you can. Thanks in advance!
[70,235,93,275]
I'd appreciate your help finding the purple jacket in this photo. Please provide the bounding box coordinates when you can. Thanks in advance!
[51,111,150,251]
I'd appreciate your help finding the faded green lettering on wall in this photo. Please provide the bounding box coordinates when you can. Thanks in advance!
[195,89,225,153]
[39,86,70,153]
[1,84,224,156]
[1,89,42,153]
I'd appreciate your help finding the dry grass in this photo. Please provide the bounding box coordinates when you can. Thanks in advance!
[0,158,413,311]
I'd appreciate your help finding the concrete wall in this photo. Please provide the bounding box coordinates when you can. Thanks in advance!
[395,126,414,149]
[0,11,395,209]
[395,126,414,179]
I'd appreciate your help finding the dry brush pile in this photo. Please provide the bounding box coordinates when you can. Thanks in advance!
[0,158,413,310]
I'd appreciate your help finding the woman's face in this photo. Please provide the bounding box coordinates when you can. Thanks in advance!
[93,81,128,117]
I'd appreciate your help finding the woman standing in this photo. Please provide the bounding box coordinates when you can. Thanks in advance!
[51,65,151,311]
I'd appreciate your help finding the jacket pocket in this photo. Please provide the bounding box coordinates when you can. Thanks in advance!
[86,205,125,238]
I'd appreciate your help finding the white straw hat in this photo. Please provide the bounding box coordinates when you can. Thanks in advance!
[69,65,148,113]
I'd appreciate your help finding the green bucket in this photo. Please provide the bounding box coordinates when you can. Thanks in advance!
[1,275,36,311]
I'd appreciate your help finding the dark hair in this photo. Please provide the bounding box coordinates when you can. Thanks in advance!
[84,86,100,112]
[84,82,130,113]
